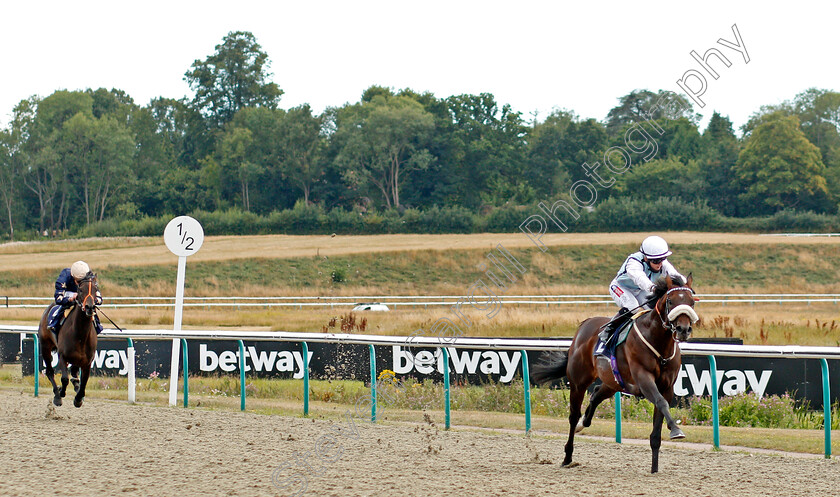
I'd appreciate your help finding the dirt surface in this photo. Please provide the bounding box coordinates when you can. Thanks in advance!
[1,390,837,497]
[1,232,838,271]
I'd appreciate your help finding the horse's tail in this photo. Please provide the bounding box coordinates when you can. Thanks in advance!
[530,350,568,385]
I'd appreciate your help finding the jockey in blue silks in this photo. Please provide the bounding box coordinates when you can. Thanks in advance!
[47,260,104,335]
[599,236,686,343]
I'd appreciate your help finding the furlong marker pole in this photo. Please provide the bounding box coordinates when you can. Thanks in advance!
[163,215,205,407]
[168,255,186,406]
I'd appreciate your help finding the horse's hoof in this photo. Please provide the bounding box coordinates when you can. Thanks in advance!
[563,461,580,468]
[670,428,685,439]
[53,397,62,407]
[575,419,585,433]
[73,398,83,408]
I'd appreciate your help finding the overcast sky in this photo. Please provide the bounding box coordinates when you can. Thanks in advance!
[2,1,838,134]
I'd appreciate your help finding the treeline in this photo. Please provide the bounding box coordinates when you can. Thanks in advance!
[2,31,840,240]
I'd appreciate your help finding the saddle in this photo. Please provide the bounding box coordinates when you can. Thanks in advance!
[594,309,650,391]
[48,305,74,337]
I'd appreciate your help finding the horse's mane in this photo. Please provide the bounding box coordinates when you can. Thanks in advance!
[651,274,686,301]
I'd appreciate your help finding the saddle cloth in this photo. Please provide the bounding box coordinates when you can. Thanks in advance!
[593,309,650,391]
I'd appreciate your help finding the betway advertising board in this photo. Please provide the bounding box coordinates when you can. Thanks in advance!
[20,338,840,409]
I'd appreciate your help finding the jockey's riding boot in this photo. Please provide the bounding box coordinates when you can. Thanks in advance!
[599,307,630,343]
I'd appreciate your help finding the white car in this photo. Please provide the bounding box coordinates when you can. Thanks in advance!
[352,303,390,312]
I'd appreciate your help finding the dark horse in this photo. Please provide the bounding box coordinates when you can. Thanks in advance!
[37,272,100,408]
[532,274,697,473]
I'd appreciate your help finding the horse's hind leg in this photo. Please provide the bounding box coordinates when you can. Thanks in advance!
[69,365,80,393]
[650,407,664,473]
[563,384,587,466]
[57,356,70,398]
[579,384,617,432]
[73,365,90,408]
[41,342,62,406]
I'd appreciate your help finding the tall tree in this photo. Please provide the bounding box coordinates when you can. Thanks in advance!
[23,91,95,232]
[606,89,700,136]
[443,93,527,207]
[0,130,20,239]
[528,110,607,196]
[277,104,325,204]
[336,95,435,209]
[184,31,283,128]
[733,115,828,214]
[218,126,258,211]
[701,112,741,215]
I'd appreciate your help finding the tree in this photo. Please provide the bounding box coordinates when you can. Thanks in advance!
[527,110,606,196]
[0,130,20,239]
[700,112,741,215]
[442,93,527,208]
[613,157,707,204]
[606,89,700,136]
[336,95,435,209]
[22,91,96,233]
[184,31,283,127]
[218,126,258,211]
[277,105,325,204]
[733,115,828,214]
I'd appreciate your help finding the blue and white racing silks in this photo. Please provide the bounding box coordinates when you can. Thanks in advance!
[610,251,684,309]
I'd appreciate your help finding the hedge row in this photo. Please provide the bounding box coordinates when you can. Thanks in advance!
[73,199,840,238]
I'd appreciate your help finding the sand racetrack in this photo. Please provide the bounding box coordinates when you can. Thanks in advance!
[0,390,836,497]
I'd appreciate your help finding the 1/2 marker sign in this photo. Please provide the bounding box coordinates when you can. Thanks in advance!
[164,216,204,257]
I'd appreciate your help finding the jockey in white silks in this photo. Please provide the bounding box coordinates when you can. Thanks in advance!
[599,236,687,343]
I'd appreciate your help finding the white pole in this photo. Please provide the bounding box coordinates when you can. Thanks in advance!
[127,345,136,404]
[168,255,187,406]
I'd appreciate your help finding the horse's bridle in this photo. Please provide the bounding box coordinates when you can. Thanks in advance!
[656,286,698,339]
[78,274,98,315]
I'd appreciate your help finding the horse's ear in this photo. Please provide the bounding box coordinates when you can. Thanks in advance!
[665,275,674,288]
[686,272,693,288]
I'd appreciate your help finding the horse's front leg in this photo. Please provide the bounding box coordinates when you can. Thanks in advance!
[637,375,684,440]
[650,406,664,473]
[73,365,90,408]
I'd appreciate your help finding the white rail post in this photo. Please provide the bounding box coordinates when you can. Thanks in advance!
[127,338,136,403]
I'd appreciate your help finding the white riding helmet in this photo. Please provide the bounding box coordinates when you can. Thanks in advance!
[70,260,90,280]
[640,236,672,259]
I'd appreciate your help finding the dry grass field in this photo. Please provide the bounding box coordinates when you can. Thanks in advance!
[2,231,839,271]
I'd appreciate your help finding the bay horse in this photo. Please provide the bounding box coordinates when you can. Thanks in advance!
[37,272,100,408]
[532,274,698,473]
